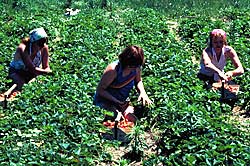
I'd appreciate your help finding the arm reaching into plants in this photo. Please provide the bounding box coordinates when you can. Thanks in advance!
[224,46,244,80]
[23,44,52,75]
[201,49,228,81]
[40,44,52,74]
[135,68,153,106]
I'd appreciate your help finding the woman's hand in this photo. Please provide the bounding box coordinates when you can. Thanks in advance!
[35,67,52,74]
[137,93,153,106]
[116,101,129,112]
[44,68,52,73]
[218,71,228,81]
[225,71,233,81]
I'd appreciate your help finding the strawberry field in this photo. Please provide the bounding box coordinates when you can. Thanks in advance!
[0,0,250,165]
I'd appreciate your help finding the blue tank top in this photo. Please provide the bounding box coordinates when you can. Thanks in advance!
[107,62,137,101]
[94,61,137,104]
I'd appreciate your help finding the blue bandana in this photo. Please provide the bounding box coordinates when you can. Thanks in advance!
[29,27,47,43]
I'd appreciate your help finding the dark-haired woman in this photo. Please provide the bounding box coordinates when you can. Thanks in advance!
[8,27,52,93]
[198,29,244,86]
[94,45,152,122]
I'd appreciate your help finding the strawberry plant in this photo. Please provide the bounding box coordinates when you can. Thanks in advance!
[1,0,250,165]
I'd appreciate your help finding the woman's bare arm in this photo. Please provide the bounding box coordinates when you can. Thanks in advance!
[202,48,228,80]
[225,46,244,77]
[96,63,123,105]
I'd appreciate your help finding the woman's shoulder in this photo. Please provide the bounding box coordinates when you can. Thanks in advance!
[14,43,27,58]
[42,44,49,50]
[203,47,212,57]
[224,45,237,58]
[104,61,119,73]
[224,45,233,52]
[16,43,26,53]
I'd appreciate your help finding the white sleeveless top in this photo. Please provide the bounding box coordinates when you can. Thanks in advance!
[200,47,227,81]
[10,51,42,70]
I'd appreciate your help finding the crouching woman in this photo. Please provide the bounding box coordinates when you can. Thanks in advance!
[94,45,153,122]
[198,29,244,86]
[8,27,52,93]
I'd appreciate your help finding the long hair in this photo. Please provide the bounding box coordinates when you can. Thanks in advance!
[21,37,31,46]
[20,37,31,53]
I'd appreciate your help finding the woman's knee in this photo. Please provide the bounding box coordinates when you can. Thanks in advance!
[197,73,206,80]
[9,73,25,90]
[123,106,134,115]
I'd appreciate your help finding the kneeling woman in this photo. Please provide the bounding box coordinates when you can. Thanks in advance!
[198,29,244,85]
[8,27,52,93]
[94,45,152,122]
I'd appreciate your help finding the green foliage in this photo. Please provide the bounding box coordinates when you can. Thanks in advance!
[0,0,250,165]
[125,124,147,162]
[115,0,250,17]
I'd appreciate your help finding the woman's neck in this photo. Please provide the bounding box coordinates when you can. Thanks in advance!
[122,67,134,77]
[213,47,223,60]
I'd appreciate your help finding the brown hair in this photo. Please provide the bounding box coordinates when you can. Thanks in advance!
[118,45,145,68]
[21,37,30,45]
[20,37,31,52]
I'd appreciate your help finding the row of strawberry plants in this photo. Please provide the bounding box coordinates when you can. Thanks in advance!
[0,1,250,165]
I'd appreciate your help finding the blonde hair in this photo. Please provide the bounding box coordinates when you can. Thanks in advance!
[208,29,227,47]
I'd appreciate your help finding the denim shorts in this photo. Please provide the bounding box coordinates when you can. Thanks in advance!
[8,66,35,83]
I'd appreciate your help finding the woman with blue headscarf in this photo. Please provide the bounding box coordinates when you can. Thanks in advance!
[8,27,52,93]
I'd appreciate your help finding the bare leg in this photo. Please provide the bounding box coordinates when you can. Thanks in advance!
[98,102,118,121]
[96,100,137,122]
[123,106,137,122]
